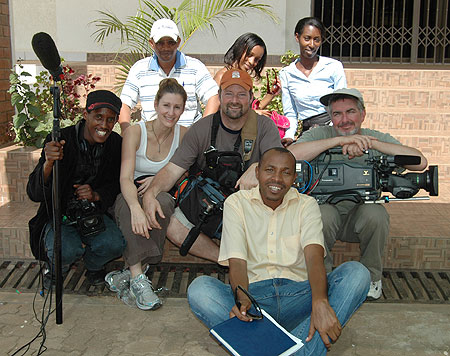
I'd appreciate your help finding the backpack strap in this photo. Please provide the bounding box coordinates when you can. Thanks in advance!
[240,109,258,163]
[210,111,221,148]
[210,111,242,152]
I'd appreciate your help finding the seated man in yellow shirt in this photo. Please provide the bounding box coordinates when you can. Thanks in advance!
[187,147,370,355]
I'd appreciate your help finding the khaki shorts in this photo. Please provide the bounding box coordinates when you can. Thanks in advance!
[174,207,194,229]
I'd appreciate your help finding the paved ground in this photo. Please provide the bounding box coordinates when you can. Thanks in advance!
[2,291,449,356]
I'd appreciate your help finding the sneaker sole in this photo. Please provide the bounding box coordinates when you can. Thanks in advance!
[136,301,162,311]
[366,293,382,301]
[129,288,162,311]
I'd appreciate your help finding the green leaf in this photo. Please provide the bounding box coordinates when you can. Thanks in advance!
[16,102,25,113]
[11,92,22,106]
[25,91,37,102]
[9,73,20,84]
[34,136,45,148]
[28,119,39,128]
[13,113,27,128]
[27,104,42,117]
[35,122,50,132]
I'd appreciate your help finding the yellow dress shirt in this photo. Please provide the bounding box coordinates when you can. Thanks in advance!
[219,186,325,283]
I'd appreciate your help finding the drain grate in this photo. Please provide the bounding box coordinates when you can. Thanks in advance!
[1,260,449,303]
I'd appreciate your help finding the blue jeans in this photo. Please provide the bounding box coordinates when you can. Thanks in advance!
[188,261,370,356]
[44,215,126,271]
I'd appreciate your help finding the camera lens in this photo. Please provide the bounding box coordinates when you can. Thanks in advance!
[404,165,438,196]
[83,217,99,228]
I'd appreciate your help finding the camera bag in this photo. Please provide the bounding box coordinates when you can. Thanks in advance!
[177,110,257,243]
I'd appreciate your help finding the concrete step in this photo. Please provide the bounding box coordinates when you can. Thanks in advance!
[0,200,449,270]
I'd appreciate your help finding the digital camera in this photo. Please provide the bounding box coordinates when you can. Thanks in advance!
[65,198,105,237]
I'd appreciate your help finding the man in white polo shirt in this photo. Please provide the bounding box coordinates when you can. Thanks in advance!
[119,18,219,132]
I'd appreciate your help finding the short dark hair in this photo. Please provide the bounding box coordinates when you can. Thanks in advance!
[224,33,267,80]
[325,94,365,116]
[294,17,326,40]
[155,78,187,104]
[260,147,296,171]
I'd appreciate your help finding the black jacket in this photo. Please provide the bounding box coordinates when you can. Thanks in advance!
[27,121,122,260]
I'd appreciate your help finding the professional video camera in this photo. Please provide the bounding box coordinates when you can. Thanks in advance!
[65,198,105,237]
[293,148,438,204]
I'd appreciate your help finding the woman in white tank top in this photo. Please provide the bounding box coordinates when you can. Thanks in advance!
[107,79,188,310]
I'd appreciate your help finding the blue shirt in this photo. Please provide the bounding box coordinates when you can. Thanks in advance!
[279,56,347,139]
[120,51,218,127]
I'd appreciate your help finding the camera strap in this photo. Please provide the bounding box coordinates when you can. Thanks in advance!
[240,109,257,163]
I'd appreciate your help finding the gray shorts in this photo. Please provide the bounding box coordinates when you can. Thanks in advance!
[174,206,194,229]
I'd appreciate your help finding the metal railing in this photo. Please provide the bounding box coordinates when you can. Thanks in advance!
[314,0,450,65]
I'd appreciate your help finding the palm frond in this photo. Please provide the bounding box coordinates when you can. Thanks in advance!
[176,0,279,49]
[91,11,130,45]
[111,51,148,93]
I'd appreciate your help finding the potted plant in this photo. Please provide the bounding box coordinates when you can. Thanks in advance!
[8,61,101,148]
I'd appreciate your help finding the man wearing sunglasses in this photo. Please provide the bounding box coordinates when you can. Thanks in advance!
[188,147,370,355]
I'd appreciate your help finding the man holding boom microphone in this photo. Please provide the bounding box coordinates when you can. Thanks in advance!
[27,91,126,288]
[289,88,428,300]
[28,33,125,289]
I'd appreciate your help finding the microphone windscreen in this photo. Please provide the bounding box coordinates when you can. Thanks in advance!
[393,155,421,166]
[31,32,61,72]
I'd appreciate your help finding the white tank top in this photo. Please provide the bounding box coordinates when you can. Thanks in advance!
[133,120,181,180]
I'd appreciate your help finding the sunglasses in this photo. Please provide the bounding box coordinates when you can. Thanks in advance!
[233,285,263,320]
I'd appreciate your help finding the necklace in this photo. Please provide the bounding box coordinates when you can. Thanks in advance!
[150,120,173,153]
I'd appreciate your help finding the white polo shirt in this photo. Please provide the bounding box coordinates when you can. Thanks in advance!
[120,51,219,127]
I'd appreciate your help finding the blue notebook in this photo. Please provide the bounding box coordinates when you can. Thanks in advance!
[210,309,303,356]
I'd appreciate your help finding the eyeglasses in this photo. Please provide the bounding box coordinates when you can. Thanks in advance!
[234,285,263,320]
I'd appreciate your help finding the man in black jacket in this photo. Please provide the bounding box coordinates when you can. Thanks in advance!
[27,90,126,286]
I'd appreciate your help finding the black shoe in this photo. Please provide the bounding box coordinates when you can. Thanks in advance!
[86,269,106,286]
[43,266,69,290]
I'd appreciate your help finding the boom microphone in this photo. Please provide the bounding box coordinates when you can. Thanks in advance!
[31,32,64,80]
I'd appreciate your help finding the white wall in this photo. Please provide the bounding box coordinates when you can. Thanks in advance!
[11,0,312,63]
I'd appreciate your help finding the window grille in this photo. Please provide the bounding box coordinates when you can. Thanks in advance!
[313,0,449,65]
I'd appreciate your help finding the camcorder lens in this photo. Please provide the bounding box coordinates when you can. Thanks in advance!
[404,165,438,196]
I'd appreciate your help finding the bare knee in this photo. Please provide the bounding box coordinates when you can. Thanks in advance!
[166,216,189,247]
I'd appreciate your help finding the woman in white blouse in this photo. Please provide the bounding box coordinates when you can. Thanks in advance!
[280,17,347,145]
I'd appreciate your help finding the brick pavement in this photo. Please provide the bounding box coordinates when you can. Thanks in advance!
[2,291,450,356]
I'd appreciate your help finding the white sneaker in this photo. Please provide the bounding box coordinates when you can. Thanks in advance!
[130,274,161,310]
[367,280,382,300]
[105,269,131,293]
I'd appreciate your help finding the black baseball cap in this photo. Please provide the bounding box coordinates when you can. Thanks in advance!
[86,90,122,114]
